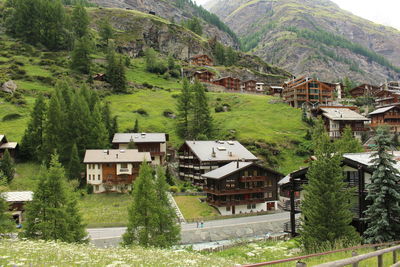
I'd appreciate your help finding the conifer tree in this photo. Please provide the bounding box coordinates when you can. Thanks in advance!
[300,119,359,252]
[68,143,81,181]
[225,46,237,66]
[102,102,114,142]
[20,94,47,161]
[213,42,226,65]
[165,166,175,186]
[0,150,15,184]
[43,94,63,161]
[90,102,109,149]
[176,79,192,139]
[106,46,127,93]
[191,80,213,139]
[153,167,180,247]
[364,127,400,243]
[123,162,159,247]
[70,36,92,74]
[111,116,119,137]
[335,126,364,154]
[71,4,89,38]
[99,19,114,45]
[0,176,13,234]
[24,154,87,242]
[133,119,139,133]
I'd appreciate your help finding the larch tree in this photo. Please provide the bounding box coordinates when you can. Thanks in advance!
[0,176,13,234]
[24,154,87,243]
[67,143,81,181]
[300,119,359,252]
[364,127,400,243]
[71,4,89,38]
[43,94,63,162]
[102,102,114,142]
[70,36,92,74]
[133,119,139,133]
[0,150,15,184]
[123,162,159,247]
[99,19,114,45]
[176,79,192,139]
[191,80,213,139]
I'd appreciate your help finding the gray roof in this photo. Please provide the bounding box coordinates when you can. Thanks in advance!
[84,149,151,163]
[2,191,33,202]
[278,174,291,185]
[0,135,4,143]
[0,142,18,149]
[202,161,253,179]
[184,140,258,162]
[369,106,396,116]
[112,133,166,144]
[320,108,369,121]
[343,152,400,170]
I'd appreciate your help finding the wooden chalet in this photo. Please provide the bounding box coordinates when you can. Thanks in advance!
[2,191,33,225]
[0,135,18,159]
[112,133,168,165]
[380,81,400,91]
[213,77,241,91]
[256,82,265,92]
[189,54,213,66]
[83,149,151,193]
[202,161,283,215]
[282,77,337,108]
[369,106,400,133]
[281,152,394,236]
[269,85,283,95]
[375,90,400,107]
[242,80,257,92]
[192,70,215,83]
[315,107,369,140]
[178,140,258,185]
[349,84,380,98]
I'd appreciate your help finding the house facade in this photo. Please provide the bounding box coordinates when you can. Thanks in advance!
[84,149,151,193]
[203,162,283,215]
[349,84,380,98]
[0,135,18,159]
[316,107,369,140]
[193,70,215,83]
[369,106,400,133]
[375,90,400,107]
[178,140,258,185]
[189,55,213,66]
[242,80,257,92]
[282,77,336,108]
[213,77,241,91]
[256,82,265,92]
[112,133,167,165]
[3,191,33,225]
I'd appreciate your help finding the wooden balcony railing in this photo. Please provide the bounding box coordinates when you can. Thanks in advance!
[239,176,266,182]
[207,198,267,206]
[203,186,268,195]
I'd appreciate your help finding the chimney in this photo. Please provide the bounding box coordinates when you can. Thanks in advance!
[107,150,109,155]
[237,160,239,169]
[116,154,119,159]
[211,148,216,158]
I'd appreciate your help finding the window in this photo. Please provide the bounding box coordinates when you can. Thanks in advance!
[97,164,100,169]
[121,163,128,168]
[247,204,252,209]
[252,204,256,209]
[253,170,257,176]
[266,192,273,198]
[88,164,91,170]
[98,175,101,180]
[95,185,99,192]
[244,171,248,177]
[226,206,231,211]
[88,174,91,180]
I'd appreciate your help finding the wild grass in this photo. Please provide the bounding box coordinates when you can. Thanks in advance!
[173,195,219,220]
[9,162,42,191]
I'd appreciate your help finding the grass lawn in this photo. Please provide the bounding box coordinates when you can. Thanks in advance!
[78,193,132,228]
[173,195,219,220]
[9,162,42,191]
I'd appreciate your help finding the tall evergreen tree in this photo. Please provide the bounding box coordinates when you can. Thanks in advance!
[0,150,15,184]
[335,126,364,155]
[300,119,359,252]
[71,4,89,38]
[43,92,63,162]
[106,46,127,93]
[165,166,175,186]
[102,102,114,142]
[99,19,114,45]
[111,116,119,138]
[24,154,87,242]
[89,102,109,149]
[70,36,92,74]
[364,127,400,243]
[176,79,192,139]
[133,119,139,133]
[191,80,213,139]
[213,42,226,65]
[0,176,13,234]
[67,143,81,181]
[225,46,237,66]
[123,162,159,247]
[20,94,47,161]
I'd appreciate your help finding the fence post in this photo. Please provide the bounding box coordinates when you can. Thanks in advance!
[352,251,359,267]
[296,262,307,267]
[394,249,398,264]
[378,254,383,267]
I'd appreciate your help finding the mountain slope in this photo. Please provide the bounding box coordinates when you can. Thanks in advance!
[89,0,239,48]
[206,0,400,83]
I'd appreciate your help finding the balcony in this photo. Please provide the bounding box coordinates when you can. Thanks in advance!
[203,186,268,195]
[239,176,266,182]
[207,198,267,207]
[119,168,130,173]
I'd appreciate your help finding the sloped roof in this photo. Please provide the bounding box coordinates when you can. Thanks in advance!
[320,108,369,121]
[368,106,396,116]
[344,152,400,170]
[0,135,5,143]
[2,191,33,202]
[112,133,166,144]
[184,140,258,162]
[0,142,18,149]
[202,161,253,179]
[83,149,151,163]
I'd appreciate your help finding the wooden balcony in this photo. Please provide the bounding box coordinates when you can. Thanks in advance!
[207,198,267,207]
[239,176,266,182]
[203,186,268,195]
[103,177,134,185]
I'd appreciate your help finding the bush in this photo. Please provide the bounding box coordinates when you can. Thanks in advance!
[134,108,148,116]
[163,109,175,118]
[169,69,181,78]
[169,186,179,193]
[215,105,224,113]
[86,184,94,194]
[142,82,153,89]
[2,113,22,121]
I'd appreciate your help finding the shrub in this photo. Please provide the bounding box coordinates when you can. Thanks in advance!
[163,109,175,118]
[142,82,153,89]
[86,184,94,194]
[2,113,22,122]
[134,108,148,116]
[215,105,224,113]
[169,186,179,193]
[169,69,181,78]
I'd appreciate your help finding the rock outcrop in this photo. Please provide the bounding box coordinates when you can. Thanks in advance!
[1,80,17,94]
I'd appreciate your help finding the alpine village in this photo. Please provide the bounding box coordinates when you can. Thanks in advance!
[1,0,400,266]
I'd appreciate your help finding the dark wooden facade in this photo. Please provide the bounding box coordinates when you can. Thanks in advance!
[101,163,140,185]
[0,135,18,159]
[282,77,335,108]
[213,77,241,91]
[349,84,380,98]
[190,55,213,66]
[375,90,400,107]
[193,70,215,83]
[370,106,400,132]
[242,80,257,92]
[203,163,282,215]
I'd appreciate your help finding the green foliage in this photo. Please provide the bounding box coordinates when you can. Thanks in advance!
[225,46,238,66]
[212,42,226,65]
[133,118,139,133]
[191,80,213,139]
[106,45,127,93]
[71,4,89,38]
[70,36,92,74]
[67,143,81,181]
[335,126,363,155]
[99,19,114,44]
[0,182,13,233]
[240,22,276,52]
[300,119,359,252]
[0,149,15,184]
[182,17,203,36]
[23,154,87,243]
[364,127,400,243]
[165,166,175,186]
[176,79,192,139]
[144,48,168,75]
[342,77,356,98]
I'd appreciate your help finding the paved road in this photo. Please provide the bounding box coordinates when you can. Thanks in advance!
[88,212,291,240]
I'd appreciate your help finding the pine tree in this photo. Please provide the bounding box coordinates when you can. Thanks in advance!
[102,102,114,142]
[111,116,119,138]
[99,19,114,44]
[123,162,159,247]
[191,80,213,139]
[70,36,92,74]
[68,143,81,181]
[20,94,47,161]
[24,154,87,242]
[43,94,63,162]
[71,4,89,38]
[106,46,127,93]
[165,166,175,186]
[153,167,180,247]
[89,102,109,149]
[225,46,237,66]
[364,127,400,243]
[335,126,364,154]
[0,176,13,233]
[133,119,139,133]
[0,150,15,184]
[176,79,192,139]
[300,119,359,252]
[213,42,226,65]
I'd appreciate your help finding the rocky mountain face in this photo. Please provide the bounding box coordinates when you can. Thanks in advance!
[206,0,400,84]
[89,0,239,48]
